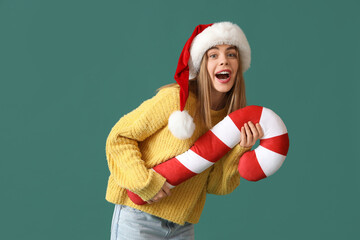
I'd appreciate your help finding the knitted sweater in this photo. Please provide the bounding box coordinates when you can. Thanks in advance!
[105,85,250,225]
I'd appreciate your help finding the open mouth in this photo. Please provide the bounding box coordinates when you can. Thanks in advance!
[215,70,231,82]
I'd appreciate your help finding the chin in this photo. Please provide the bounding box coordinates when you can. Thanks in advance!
[213,80,235,93]
[214,86,232,93]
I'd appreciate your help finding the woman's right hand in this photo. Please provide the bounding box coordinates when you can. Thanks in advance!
[146,181,172,204]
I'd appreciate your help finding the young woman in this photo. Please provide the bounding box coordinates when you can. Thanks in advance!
[106,21,263,240]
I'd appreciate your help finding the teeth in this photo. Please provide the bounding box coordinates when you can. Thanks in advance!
[218,71,230,74]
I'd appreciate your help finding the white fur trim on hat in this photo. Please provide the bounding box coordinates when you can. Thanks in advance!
[188,21,251,79]
[168,110,195,140]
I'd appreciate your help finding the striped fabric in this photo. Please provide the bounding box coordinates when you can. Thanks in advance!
[128,105,289,205]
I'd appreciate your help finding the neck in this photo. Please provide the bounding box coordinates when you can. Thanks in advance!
[210,89,227,110]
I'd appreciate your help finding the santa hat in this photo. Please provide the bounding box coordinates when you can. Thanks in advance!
[168,21,251,140]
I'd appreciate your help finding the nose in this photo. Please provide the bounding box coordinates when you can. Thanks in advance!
[219,54,229,66]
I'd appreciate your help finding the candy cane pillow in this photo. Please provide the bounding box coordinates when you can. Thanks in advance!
[127,105,289,205]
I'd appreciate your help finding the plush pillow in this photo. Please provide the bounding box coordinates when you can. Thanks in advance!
[128,105,289,205]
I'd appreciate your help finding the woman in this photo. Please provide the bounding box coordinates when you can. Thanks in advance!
[106,21,263,240]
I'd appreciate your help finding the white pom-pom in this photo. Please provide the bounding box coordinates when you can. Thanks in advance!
[168,110,195,140]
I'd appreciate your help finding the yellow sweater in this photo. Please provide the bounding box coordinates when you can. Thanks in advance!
[105,85,250,225]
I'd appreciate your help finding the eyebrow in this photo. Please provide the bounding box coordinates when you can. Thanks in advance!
[207,46,237,51]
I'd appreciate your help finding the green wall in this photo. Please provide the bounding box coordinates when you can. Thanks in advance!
[1,0,359,239]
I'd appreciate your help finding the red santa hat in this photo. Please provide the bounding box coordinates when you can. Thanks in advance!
[168,21,251,140]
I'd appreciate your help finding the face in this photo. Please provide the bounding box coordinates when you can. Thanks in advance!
[206,44,239,93]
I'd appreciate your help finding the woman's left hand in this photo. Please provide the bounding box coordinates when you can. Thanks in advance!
[239,121,264,148]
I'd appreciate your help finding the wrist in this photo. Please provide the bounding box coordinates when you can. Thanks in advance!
[135,170,167,201]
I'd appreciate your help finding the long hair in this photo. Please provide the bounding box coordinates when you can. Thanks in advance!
[158,47,247,129]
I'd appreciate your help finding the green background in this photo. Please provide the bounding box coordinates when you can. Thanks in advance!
[1,0,359,239]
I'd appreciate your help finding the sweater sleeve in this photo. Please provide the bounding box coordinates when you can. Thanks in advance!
[105,87,179,201]
[206,144,251,195]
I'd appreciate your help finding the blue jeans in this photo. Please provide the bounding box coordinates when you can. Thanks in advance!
[110,204,195,240]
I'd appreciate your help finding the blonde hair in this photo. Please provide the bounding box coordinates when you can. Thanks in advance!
[158,46,247,129]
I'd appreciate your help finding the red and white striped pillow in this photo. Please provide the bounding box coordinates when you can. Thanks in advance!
[128,105,289,205]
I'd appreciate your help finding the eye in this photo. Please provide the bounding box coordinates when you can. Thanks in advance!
[227,52,237,57]
[208,53,217,58]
